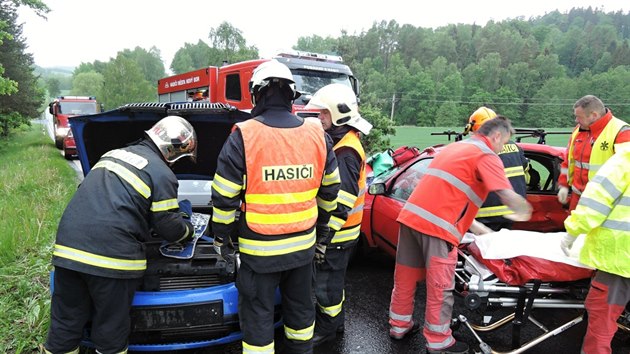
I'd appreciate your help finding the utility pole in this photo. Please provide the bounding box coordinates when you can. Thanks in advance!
[390,92,396,122]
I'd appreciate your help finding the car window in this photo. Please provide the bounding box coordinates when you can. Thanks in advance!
[389,158,433,201]
[525,151,558,193]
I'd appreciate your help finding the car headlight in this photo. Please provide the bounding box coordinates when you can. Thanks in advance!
[56,127,70,136]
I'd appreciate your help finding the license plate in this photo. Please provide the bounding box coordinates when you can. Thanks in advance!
[131,301,223,330]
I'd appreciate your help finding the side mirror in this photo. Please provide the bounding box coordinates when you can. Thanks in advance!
[48,103,54,115]
[100,103,104,112]
[368,182,386,195]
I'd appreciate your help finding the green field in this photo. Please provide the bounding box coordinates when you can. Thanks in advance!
[391,126,571,148]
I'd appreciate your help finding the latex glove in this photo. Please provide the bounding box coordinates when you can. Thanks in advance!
[213,235,234,260]
[557,186,569,204]
[314,243,327,265]
[560,233,576,256]
[178,199,192,219]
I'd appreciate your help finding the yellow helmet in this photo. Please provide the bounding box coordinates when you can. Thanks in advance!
[467,107,497,133]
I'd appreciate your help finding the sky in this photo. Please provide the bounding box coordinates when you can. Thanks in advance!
[17,0,630,72]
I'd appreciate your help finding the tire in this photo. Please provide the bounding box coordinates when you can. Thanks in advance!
[55,135,63,149]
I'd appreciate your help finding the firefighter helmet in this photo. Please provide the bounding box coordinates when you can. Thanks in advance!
[305,83,372,135]
[249,59,300,105]
[146,116,197,163]
[467,106,497,133]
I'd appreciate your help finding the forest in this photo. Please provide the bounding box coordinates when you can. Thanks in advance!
[2,2,630,140]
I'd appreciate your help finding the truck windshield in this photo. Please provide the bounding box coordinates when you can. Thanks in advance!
[59,102,99,115]
[291,70,353,97]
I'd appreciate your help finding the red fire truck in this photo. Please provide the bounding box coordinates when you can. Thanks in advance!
[48,96,102,158]
[157,51,359,115]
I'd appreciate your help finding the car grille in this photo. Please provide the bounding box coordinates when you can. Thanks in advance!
[158,274,225,291]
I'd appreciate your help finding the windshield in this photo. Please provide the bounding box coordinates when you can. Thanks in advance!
[59,102,99,115]
[291,69,352,96]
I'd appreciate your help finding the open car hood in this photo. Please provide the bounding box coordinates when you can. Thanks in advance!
[70,102,251,181]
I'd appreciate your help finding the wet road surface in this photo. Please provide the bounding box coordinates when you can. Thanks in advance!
[146,248,630,354]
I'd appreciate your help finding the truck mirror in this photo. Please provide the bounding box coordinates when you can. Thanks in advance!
[368,182,386,195]
[100,103,104,112]
[48,105,53,115]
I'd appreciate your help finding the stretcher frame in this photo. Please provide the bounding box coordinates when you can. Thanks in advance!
[452,247,630,354]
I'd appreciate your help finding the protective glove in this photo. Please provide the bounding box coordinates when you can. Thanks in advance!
[560,233,576,256]
[314,242,327,265]
[557,186,569,204]
[316,223,331,244]
[178,199,192,219]
[213,235,235,260]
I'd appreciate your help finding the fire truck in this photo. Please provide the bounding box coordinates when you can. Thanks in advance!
[48,96,102,156]
[157,51,359,115]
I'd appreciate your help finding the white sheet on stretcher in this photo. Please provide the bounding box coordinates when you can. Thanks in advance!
[463,229,594,270]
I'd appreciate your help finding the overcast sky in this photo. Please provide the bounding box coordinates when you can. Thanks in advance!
[17,0,629,71]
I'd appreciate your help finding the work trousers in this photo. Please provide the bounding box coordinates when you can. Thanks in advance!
[238,261,314,354]
[388,224,458,351]
[582,270,630,354]
[314,242,354,335]
[45,266,138,354]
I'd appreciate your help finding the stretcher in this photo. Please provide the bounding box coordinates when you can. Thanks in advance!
[453,230,630,354]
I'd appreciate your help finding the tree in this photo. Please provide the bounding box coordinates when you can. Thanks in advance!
[208,22,258,64]
[70,71,103,97]
[360,103,395,155]
[100,54,153,109]
[120,46,165,85]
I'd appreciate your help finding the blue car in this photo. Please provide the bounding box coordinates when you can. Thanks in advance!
[56,102,282,351]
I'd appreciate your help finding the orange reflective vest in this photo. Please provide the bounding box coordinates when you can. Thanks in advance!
[397,137,497,245]
[330,131,366,244]
[237,118,327,235]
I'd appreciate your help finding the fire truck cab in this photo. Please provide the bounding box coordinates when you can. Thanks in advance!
[157,51,359,116]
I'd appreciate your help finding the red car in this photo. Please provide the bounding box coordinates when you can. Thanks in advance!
[360,141,569,258]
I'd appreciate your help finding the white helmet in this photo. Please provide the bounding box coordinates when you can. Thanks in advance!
[249,59,300,105]
[305,83,372,135]
[146,116,197,163]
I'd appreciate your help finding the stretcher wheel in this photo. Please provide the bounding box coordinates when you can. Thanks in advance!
[464,293,482,310]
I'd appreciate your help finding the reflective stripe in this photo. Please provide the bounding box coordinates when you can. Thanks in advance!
[322,167,340,186]
[504,165,525,178]
[318,292,345,317]
[579,197,612,216]
[561,167,568,175]
[328,215,345,231]
[403,203,462,241]
[247,206,317,225]
[212,174,242,198]
[245,188,318,205]
[460,138,494,154]
[592,175,623,200]
[284,322,314,341]
[238,231,316,256]
[389,310,412,322]
[337,190,357,208]
[45,347,79,354]
[54,244,146,271]
[575,160,590,170]
[242,341,274,354]
[425,168,483,207]
[103,149,148,170]
[425,320,450,334]
[572,185,582,196]
[317,196,337,212]
[589,163,602,174]
[93,160,151,198]
[426,337,455,349]
[618,196,630,206]
[151,198,178,212]
[390,325,411,335]
[96,348,127,354]
[476,205,512,217]
[211,207,236,224]
[602,219,630,231]
[331,225,361,243]
[347,203,364,217]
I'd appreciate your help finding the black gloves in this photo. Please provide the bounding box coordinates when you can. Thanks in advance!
[178,199,192,219]
[315,223,331,265]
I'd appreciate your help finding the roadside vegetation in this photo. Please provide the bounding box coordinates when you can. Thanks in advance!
[0,124,77,353]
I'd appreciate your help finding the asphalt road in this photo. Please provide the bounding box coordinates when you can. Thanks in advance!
[160,248,630,354]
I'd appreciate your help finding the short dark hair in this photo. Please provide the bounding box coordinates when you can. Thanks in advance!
[574,95,605,116]
[476,115,514,137]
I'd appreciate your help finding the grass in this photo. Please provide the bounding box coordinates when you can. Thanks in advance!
[0,124,77,353]
[390,126,571,148]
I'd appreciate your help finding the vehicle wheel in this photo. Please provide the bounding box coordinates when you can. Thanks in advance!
[55,135,63,149]
[64,149,73,160]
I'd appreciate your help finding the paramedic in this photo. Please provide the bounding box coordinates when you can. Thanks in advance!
[465,107,529,231]
[45,116,197,354]
[389,117,532,354]
[210,60,340,354]
[561,142,630,354]
[304,84,372,346]
[557,95,630,211]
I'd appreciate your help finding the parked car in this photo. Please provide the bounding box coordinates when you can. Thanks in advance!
[57,102,282,351]
[361,135,569,258]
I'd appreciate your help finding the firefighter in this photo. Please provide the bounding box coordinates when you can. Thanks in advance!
[558,95,630,211]
[465,107,529,231]
[210,59,340,354]
[303,84,372,346]
[44,116,197,354]
[389,117,532,354]
[561,142,630,354]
